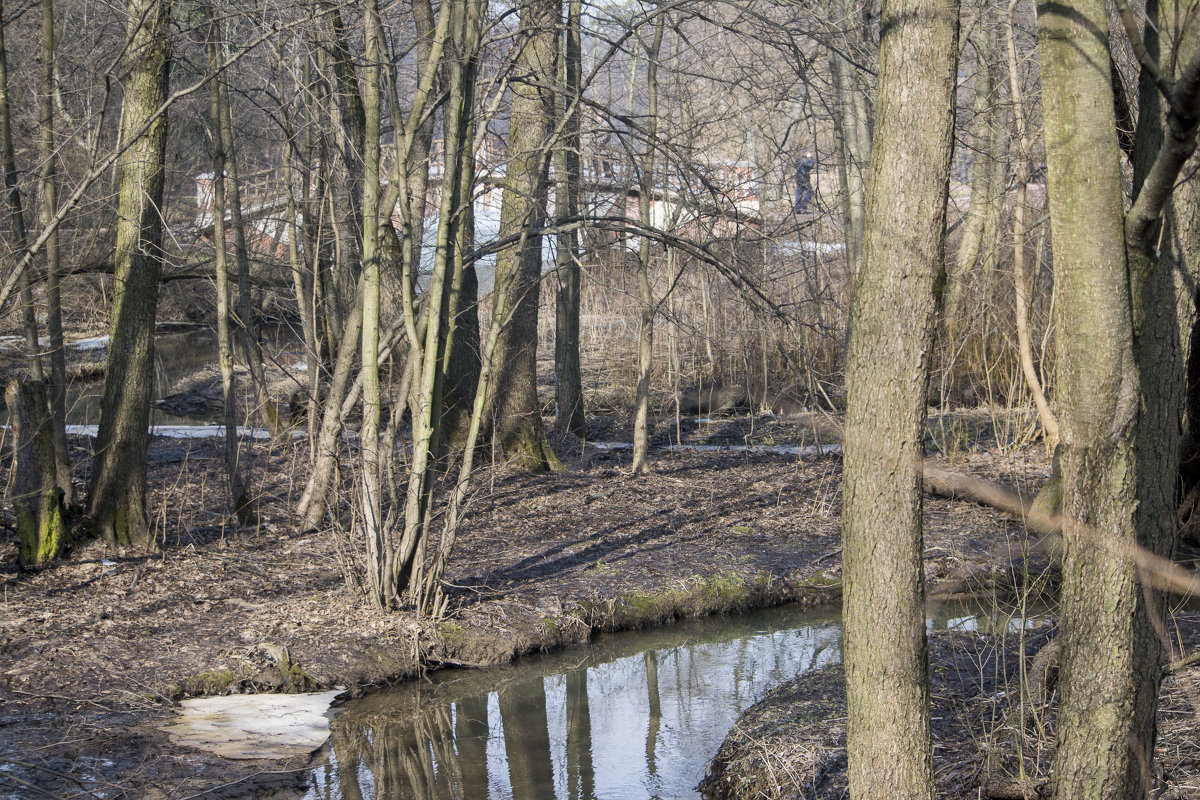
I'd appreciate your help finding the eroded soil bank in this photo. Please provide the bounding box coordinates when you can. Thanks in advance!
[2,421,1057,799]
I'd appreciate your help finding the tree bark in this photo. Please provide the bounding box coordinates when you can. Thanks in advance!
[1124,5,1199,797]
[314,1,365,333]
[6,378,69,564]
[1006,0,1058,449]
[554,0,585,441]
[88,0,170,548]
[296,285,363,530]
[840,0,959,797]
[832,0,871,277]
[1037,0,1200,795]
[631,12,665,474]
[484,0,562,472]
[217,70,276,432]
[360,0,385,606]
[39,0,72,508]
[944,35,995,352]
[0,0,45,389]
[207,13,256,528]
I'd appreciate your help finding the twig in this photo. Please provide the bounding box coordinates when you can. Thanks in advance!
[1,759,89,787]
[815,547,841,564]
[422,656,493,669]
[1167,651,1200,674]
[808,409,1200,596]
[9,688,113,711]
[172,768,311,800]
[0,770,64,799]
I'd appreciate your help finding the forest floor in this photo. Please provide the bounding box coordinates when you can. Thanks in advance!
[1,402,1196,799]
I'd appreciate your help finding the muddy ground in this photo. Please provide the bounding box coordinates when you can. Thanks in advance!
[0,407,1173,800]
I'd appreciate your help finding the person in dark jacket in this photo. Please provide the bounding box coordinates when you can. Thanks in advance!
[794,150,815,213]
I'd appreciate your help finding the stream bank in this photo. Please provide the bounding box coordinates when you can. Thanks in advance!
[701,615,1200,800]
[2,433,1051,799]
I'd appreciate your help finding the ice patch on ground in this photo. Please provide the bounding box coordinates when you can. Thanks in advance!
[162,689,344,760]
[589,441,841,457]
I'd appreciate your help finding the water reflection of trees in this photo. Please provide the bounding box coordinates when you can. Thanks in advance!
[326,702,466,799]
[320,608,841,799]
[565,668,596,800]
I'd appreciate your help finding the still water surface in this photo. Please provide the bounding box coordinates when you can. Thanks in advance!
[305,602,1034,800]
[63,327,304,426]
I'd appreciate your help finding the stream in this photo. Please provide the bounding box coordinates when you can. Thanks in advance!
[59,327,303,427]
[304,602,1045,800]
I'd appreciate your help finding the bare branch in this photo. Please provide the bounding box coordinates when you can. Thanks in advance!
[1114,0,1173,99]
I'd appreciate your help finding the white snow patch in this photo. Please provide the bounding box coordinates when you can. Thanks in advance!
[588,441,841,457]
[69,336,110,351]
[62,424,303,440]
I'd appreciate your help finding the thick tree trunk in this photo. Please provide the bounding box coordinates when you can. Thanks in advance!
[1037,0,1200,794]
[840,0,959,798]
[1125,6,1200,798]
[6,378,70,564]
[1040,4,1139,786]
[435,1,481,451]
[484,0,561,472]
[88,0,169,548]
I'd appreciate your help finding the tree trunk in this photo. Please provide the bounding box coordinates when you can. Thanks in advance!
[360,0,385,606]
[1006,0,1058,449]
[39,0,72,508]
[314,1,365,332]
[483,0,561,472]
[832,0,871,277]
[554,0,585,440]
[207,13,256,528]
[831,56,865,276]
[296,286,363,530]
[631,12,665,474]
[1038,0,1200,795]
[217,71,276,432]
[1127,6,1198,798]
[434,0,481,451]
[0,0,45,389]
[88,0,170,548]
[840,0,959,798]
[395,0,470,607]
[944,36,995,352]
[6,378,70,564]
[275,47,321,443]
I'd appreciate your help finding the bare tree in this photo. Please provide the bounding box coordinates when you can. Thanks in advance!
[840,0,960,797]
[87,0,171,547]
[483,0,562,472]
